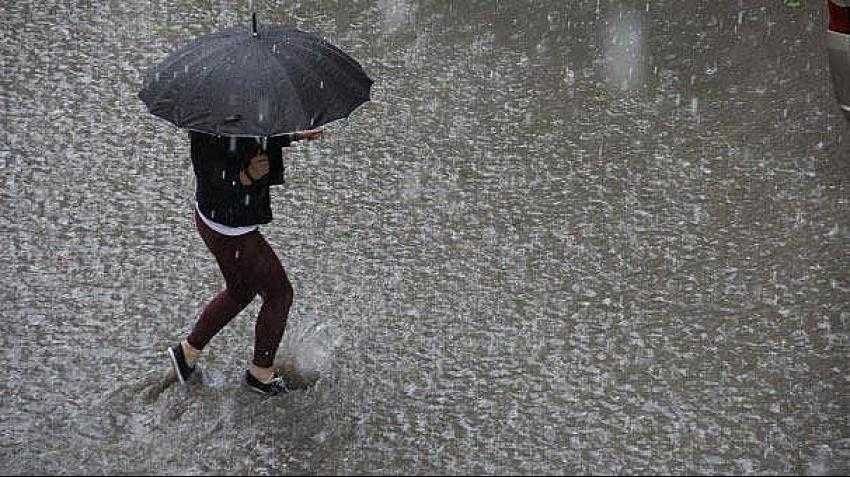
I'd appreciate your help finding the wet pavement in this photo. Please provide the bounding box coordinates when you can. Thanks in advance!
[1,0,848,474]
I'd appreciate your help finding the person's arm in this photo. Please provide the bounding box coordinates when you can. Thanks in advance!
[263,129,324,187]
[293,128,324,142]
[264,134,293,187]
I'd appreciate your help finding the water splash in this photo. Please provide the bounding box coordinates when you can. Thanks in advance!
[276,314,343,387]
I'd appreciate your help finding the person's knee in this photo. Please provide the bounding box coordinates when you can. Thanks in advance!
[282,276,294,308]
[225,284,255,307]
[259,275,293,309]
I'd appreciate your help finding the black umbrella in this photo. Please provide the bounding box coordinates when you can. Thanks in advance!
[138,12,373,138]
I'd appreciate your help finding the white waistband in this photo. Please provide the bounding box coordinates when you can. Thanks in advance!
[195,201,258,236]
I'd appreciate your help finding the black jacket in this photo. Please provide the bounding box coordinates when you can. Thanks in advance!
[190,131,293,227]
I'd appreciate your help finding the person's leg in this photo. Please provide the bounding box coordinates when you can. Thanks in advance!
[236,231,294,382]
[185,210,259,359]
[252,257,293,375]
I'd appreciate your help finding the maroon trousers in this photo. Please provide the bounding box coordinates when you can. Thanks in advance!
[187,209,293,368]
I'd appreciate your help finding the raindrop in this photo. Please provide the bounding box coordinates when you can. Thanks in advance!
[211,209,216,218]
[259,111,264,122]
[229,137,237,152]
[692,97,700,125]
[563,67,575,85]
[184,64,189,74]
[221,169,226,179]
[320,80,324,89]
[235,250,240,259]
[232,180,236,186]
[155,71,160,82]
[245,194,251,205]
[273,43,277,53]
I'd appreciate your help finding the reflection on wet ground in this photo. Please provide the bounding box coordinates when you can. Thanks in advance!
[1,0,848,474]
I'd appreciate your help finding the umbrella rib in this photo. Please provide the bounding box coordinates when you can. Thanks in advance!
[268,47,332,101]
[181,36,241,80]
[276,56,350,126]
[151,30,235,78]
[288,30,365,74]
[178,42,246,130]
[268,39,372,129]
[265,51,309,133]
[280,39,369,95]
[271,29,369,90]
[271,42,367,118]
[143,39,239,124]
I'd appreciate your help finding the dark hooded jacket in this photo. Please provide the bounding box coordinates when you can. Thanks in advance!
[190,131,293,227]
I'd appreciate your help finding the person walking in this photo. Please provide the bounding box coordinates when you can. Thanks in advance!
[168,128,322,396]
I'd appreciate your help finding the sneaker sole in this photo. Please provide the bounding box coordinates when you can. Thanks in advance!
[168,347,187,385]
[243,377,288,396]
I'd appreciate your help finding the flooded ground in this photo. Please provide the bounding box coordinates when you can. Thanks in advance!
[1,0,848,474]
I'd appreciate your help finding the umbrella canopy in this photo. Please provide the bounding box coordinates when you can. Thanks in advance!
[138,14,373,137]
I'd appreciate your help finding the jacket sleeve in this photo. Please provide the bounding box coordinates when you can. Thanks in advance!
[265,134,294,187]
